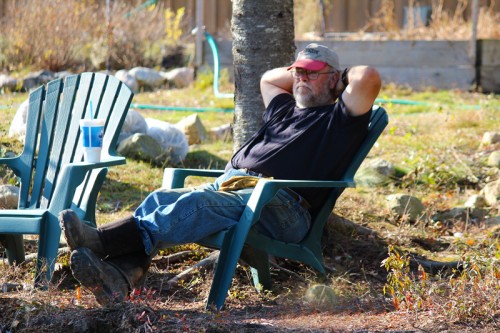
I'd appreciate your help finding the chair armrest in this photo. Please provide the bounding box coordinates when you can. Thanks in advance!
[163,168,224,189]
[47,157,126,213]
[238,177,356,229]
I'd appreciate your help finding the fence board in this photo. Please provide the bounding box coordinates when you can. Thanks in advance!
[208,39,499,92]
[296,40,473,68]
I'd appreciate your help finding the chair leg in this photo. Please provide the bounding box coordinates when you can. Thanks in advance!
[34,215,62,286]
[0,234,26,265]
[206,244,241,311]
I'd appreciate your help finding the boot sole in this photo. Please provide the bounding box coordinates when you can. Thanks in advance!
[60,210,104,257]
[70,247,129,305]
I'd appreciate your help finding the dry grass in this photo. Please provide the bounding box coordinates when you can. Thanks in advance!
[362,0,500,40]
[0,83,499,331]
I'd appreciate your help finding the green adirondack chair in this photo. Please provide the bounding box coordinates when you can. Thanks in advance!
[0,72,133,285]
[162,105,389,310]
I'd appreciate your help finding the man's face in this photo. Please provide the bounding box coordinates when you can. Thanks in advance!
[291,67,338,108]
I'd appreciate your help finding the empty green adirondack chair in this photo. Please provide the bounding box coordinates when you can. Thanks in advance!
[162,105,388,310]
[0,72,133,284]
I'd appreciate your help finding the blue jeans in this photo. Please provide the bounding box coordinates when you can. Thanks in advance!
[134,168,311,255]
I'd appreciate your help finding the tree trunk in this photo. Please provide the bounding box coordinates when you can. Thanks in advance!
[231,0,295,151]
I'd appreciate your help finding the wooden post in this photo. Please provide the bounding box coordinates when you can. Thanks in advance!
[195,0,203,68]
[470,0,479,88]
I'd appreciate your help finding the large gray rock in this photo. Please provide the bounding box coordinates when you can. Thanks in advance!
[21,70,55,91]
[434,206,488,221]
[481,179,500,207]
[355,158,396,187]
[129,67,165,89]
[386,194,425,222]
[175,114,207,145]
[0,74,18,91]
[209,124,232,142]
[487,150,500,168]
[481,132,500,146]
[115,69,139,93]
[304,284,339,311]
[162,67,194,88]
[117,133,163,161]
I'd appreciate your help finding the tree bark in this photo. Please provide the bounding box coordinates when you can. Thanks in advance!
[231,0,295,151]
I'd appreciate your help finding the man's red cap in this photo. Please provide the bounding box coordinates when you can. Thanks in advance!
[287,43,340,71]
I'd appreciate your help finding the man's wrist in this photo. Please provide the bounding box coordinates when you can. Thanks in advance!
[341,67,350,87]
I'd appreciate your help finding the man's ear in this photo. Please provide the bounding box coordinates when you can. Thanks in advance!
[330,71,340,89]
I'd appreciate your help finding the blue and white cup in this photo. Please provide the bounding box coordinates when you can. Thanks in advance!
[79,118,105,162]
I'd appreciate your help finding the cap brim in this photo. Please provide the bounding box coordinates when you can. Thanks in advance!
[287,59,328,71]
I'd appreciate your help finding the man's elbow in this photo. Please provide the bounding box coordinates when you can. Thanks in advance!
[360,66,382,92]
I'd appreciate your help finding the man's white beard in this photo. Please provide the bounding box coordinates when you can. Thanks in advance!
[295,85,333,108]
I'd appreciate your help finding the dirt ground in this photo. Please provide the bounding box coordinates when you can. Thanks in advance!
[1,212,498,333]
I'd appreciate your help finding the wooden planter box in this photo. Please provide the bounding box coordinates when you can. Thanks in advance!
[205,39,499,93]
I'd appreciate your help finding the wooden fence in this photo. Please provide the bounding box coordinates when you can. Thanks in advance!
[1,0,498,35]
[204,38,500,92]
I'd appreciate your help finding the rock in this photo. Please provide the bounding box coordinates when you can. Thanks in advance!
[480,179,499,207]
[487,150,500,168]
[209,124,232,141]
[464,194,487,208]
[304,284,338,310]
[355,158,396,187]
[386,194,425,222]
[175,114,207,145]
[129,67,165,89]
[434,206,488,221]
[0,74,18,91]
[481,132,500,146]
[0,185,19,209]
[117,133,163,161]
[484,216,500,230]
[54,71,73,80]
[115,69,139,93]
[162,67,194,88]
[2,283,23,293]
[21,70,55,91]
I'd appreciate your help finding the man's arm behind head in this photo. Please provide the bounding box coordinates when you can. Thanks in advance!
[338,66,381,117]
[260,67,294,109]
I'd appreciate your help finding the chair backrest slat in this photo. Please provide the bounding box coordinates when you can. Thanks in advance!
[12,72,133,211]
[41,75,80,208]
[18,87,45,208]
[61,74,93,167]
[30,79,64,208]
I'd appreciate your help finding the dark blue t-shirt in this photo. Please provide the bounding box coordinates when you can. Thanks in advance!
[231,93,371,211]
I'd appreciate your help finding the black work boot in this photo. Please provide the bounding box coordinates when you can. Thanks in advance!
[60,210,104,256]
[59,209,145,258]
[70,247,129,305]
[70,248,152,306]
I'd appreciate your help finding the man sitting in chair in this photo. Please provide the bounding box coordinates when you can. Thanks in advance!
[60,43,381,305]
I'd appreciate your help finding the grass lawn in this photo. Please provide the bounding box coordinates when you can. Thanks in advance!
[0,80,499,332]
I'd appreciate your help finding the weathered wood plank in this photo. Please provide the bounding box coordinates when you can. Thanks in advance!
[207,39,498,92]
[296,40,473,67]
[480,66,500,93]
[377,67,475,90]
[481,39,500,66]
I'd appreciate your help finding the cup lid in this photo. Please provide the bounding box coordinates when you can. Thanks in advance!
[79,118,105,126]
